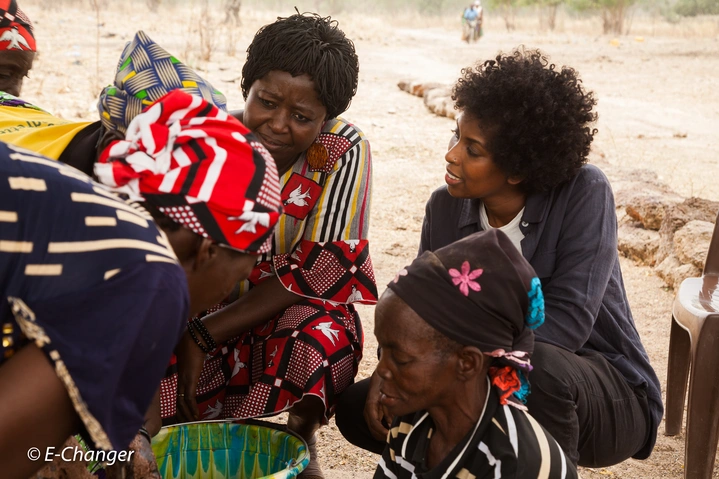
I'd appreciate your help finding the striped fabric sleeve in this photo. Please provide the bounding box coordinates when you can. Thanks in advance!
[303,136,372,243]
[510,407,577,479]
[374,430,400,479]
[274,128,377,305]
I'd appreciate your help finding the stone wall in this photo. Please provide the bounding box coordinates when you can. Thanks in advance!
[398,79,456,119]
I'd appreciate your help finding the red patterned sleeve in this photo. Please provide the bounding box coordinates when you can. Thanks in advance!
[274,239,376,304]
[273,122,377,305]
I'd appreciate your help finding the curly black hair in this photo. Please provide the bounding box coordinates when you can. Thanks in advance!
[241,12,359,120]
[453,47,597,194]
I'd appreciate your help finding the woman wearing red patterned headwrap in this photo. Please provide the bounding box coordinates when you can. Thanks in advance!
[0,89,281,478]
[0,0,35,97]
[158,12,377,478]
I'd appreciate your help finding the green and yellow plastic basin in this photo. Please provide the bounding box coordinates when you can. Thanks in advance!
[151,421,309,479]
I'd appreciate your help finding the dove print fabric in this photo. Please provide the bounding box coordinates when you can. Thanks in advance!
[0,0,35,52]
[159,117,377,423]
[95,89,282,254]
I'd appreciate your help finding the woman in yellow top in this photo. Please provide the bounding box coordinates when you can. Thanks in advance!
[0,30,227,170]
[0,95,93,159]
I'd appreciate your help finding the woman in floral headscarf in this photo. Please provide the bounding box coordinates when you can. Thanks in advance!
[373,230,575,479]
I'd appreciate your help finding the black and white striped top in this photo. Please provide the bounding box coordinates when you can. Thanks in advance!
[375,385,577,479]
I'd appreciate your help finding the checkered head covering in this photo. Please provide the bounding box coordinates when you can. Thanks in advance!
[98,31,227,135]
[95,90,282,255]
[388,229,545,409]
[0,0,35,51]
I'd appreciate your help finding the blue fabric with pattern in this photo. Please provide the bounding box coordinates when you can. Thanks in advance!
[0,141,189,451]
[98,31,227,134]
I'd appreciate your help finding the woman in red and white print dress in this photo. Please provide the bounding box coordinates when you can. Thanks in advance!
[159,12,377,478]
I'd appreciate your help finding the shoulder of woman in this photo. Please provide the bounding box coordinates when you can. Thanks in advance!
[576,163,609,183]
[321,116,368,143]
[550,163,611,197]
[314,117,370,172]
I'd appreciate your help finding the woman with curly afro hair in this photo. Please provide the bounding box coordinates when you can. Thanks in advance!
[336,48,662,470]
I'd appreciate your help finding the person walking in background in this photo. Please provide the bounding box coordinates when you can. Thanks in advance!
[461,0,483,43]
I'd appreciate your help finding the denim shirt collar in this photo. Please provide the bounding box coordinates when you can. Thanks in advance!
[457,190,552,229]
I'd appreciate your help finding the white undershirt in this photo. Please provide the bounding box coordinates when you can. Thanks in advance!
[479,202,525,253]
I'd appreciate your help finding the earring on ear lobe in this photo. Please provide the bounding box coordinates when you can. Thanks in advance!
[306,140,328,169]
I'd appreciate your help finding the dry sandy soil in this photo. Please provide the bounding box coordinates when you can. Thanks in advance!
[21,2,719,477]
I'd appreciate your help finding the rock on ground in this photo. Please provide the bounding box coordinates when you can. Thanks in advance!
[613,168,683,231]
[618,221,661,266]
[656,197,719,266]
[655,255,702,291]
[673,220,715,270]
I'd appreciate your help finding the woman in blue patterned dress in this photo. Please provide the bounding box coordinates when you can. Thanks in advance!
[0,90,281,478]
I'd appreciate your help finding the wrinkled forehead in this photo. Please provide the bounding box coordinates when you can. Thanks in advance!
[375,290,436,346]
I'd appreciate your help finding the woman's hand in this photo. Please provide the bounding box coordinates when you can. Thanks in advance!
[364,371,392,441]
[105,433,160,478]
[174,331,207,422]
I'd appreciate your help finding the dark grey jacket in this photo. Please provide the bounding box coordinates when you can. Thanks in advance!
[419,164,662,459]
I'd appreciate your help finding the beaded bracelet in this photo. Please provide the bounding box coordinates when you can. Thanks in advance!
[191,318,218,351]
[187,321,211,354]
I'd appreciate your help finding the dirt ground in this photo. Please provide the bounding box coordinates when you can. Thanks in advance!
[20,2,719,477]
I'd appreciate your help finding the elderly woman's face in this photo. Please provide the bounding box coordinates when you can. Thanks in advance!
[243,70,327,173]
[445,112,520,200]
[374,290,459,417]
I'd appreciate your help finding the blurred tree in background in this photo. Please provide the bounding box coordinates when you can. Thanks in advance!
[520,0,566,30]
[569,0,636,33]
[418,0,446,15]
[674,0,719,15]
[540,0,565,30]
[487,0,519,30]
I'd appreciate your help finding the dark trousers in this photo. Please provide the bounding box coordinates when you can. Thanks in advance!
[335,342,652,466]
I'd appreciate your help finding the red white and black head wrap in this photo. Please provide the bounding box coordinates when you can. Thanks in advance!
[387,229,545,409]
[0,0,35,52]
[95,89,282,255]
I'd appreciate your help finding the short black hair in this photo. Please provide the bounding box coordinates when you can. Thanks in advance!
[453,47,597,194]
[241,12,359,120]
